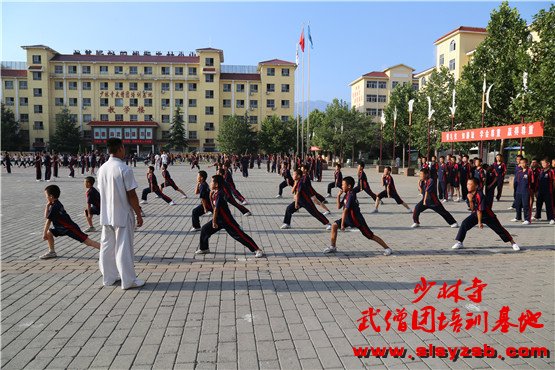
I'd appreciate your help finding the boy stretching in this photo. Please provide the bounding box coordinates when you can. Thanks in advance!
[84,176,101,232]
[372,166,411,213]
[160,164,188,198]
[140,166,176,206]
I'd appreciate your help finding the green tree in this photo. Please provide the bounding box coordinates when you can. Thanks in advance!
[50,107,81,153]
[383,84,418,161]
[1,104,23,151]
[169,105,187,151]
[258,115,295,154]
[217,115,257,154]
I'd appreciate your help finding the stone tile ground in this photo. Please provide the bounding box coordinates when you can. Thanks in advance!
[1,162,554,369]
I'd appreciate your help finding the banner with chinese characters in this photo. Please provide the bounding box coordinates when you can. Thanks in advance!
[441,121,544,143]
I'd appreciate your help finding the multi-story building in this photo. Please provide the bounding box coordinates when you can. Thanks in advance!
[350,64,419,122]
[0,45,295,153]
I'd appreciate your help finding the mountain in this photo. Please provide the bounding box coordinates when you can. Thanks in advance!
[294,100,330,118]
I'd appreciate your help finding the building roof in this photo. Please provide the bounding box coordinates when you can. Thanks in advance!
[413,66,435,78]
[383,64,415,72]
[21,45,59,54]
[195,47,224,62]
[220,73,261,81]
[363,71,388,78]
[434,26,487,44]
[50,54,199,64]
[1,69,27,77]
[87,121,159,127]
[258,59,296,66]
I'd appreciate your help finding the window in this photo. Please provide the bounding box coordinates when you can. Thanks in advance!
[161,98,170,107]
[69,98,78,107]
[236,100,245,108]
[366,108,377,116]
[281,100,290,108]
[188,83,197,91]
[412,83,419,91]
[236,84,245,92]
[366,81,377,89]
[391,81,399,89]
[366,94,377,102]
[115,98,124,107]
[32,55,41,64]
[378,81,387,89]
[204,122,215,131]
[129,98,138,107]
[129,82,138,91]
[129,114,138,122]
[144,98,153,107]
[189,131,197,139]
[144,114,153,121]
[162,115,170,123]
[281,116,289,122]
[175,98,183,107]
[55,98,64,106]
[450,40,456,51]
[5,97,14,106]
[223,84,231,92]
[205,57,214,66]
[115,114,124,121]
[266,84,275,93]
[266,99,275,108]
[115,82,123,91]
[250,84,258,94]
[54,65,63,74]
[141,66,151,75]
[100,82,108,90]
[281,84,289,93]
[82,81,91,90]
[378,95,387,103]
[175,82,184,91]
[250,100,258,109]
[188,67,197,76]
[129,66,138,75]
[161,66,170,75]
[114,66,123,75]
[82,66,91,74]
[100,66,108,74]
[34,105,43,113]
[439,54,444,66]
[250,116,258,124]
[19,97,28,106]
[33,72,42,80]
[175,67,183,75]
[144,82,152,91]
[20,114,29,122]
[55,81,64,90]
[82,98,91,107]
[205,90,214,99]
[33,88,42,97]
[267,67,275,76]
[67,65,77,74]
[205,106,214,115]
[19,81,27,89]
[161,83,170,92]
[205,74,214,83]
[100,98,109,107]
[223,99,231,108]
[377,108,384,116]
[4,80,13,89]
[189,99,197,107]
[83,114,92,123]
[68,81,77,90]
[34,121,44,130]
[449,59,456,71]
[188,115,197,123]
[282,68,290,77]
[100,114,109,121]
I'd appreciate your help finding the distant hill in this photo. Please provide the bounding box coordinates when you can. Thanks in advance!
[294,100,330,118]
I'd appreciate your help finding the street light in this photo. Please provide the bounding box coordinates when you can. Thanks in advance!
[408,99,414,168]
[426,96,435,159]
[449,89,457,155]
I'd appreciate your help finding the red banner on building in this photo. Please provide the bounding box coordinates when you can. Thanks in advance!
[441,121,544,143]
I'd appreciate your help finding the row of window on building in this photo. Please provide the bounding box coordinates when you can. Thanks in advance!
[365,80,419,90]
[438,55,456,70]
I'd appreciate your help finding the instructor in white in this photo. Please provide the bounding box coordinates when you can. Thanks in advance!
[97,138,145,289]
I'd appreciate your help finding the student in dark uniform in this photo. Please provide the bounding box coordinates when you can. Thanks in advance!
[484,164,498,209]
[324,176,392,255]
[509,154,523,210]
[411,168,459,229]
[140,166,175,206]
[276,162,294,198]
[281,169,332,230]
[217,168,252,216]
[326,163,343,198]
[68,154,76,178]
[35,153,42,181]
[223,161,248,205]
[452,178,520,251]
[3,152,12,174]
[40,185,100,260]
[315,155,323,182]
[533,158,555,224]
[84,176,101,232]
[511,158,534,225]
[372,166,411,213]
[429,155,439,195]
[494,154,507,201]
[353,162,377,201]
[196,174,265,258]
[160,164,188,198]
[190,171,212,232]
[448,156,460,202]
[301,163,328,205]
[437,156,448,202]
[459,155,472,208]
[473,158,486,191]
[43,151,52,182]
[52,151,60,178]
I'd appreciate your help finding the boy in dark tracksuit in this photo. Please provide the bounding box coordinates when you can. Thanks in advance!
[484,164,498,209]
[324,176,392,255]
[218,168,252,216]
[437,156,448,202]
[327,163,343,198]
[533,158,554,224]
[84,176,101,232]
[458,155,472,207]
[160,164,188,198]
[452,178,520,251]
[276,162,294,198]
[190,171,212,232]
[35,153,42,181]
[411,168,459,228]
[353,162,377,201]
[511,158,534,225]
[494,154,507,201]
[372,166,411,213]
[140,166,175,206]
[223,162,248,205]
[196,175,264,258]
[281,169,332,230]
[301,164,328,204]
[473,158,486,191]
[510,155,523,209]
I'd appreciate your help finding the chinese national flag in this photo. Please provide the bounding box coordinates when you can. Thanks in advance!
[299,29,305,52]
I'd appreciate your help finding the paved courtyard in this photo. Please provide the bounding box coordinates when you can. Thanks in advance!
[1,161,554,370]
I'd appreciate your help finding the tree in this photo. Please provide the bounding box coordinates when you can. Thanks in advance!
[258,115,295,154]
[217,115,257,154]
[50,107,81,153]
[1,104,23,151]
[169,105,187,151]
[383,84,418,161]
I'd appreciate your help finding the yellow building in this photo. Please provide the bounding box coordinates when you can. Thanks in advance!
[350,64,419,121]
[0,45,296,153]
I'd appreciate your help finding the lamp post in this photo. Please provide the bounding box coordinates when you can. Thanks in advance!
[408,99,414,168]
[481,74,494,159]
[449,89,456,156]
[392,107,397,166]
[379,112,385,165]
[426,96,435,159]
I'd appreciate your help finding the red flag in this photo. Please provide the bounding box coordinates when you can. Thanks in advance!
[299,28,305,52]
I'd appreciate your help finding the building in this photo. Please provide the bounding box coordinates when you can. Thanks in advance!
[350,64,418,122]
[0,45,296,153]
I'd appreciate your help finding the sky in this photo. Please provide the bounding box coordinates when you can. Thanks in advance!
[1,1,550,103]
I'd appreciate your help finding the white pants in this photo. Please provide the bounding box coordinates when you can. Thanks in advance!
[99,214,138,289]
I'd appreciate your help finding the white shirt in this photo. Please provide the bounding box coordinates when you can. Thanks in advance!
[97,156,138,227]
[161,153,168,164]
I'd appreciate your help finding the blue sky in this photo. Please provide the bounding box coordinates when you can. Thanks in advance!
[1,1,549,102]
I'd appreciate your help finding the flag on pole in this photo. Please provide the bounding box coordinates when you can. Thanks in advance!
[308,25,313,49]
[299,27,305,52]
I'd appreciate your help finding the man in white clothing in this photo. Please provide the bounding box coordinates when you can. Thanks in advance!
[97,138,145,290]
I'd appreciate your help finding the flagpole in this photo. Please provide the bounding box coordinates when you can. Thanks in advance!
[301,35,305,160]
[295,54,299,159]
[307,26,311,156]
